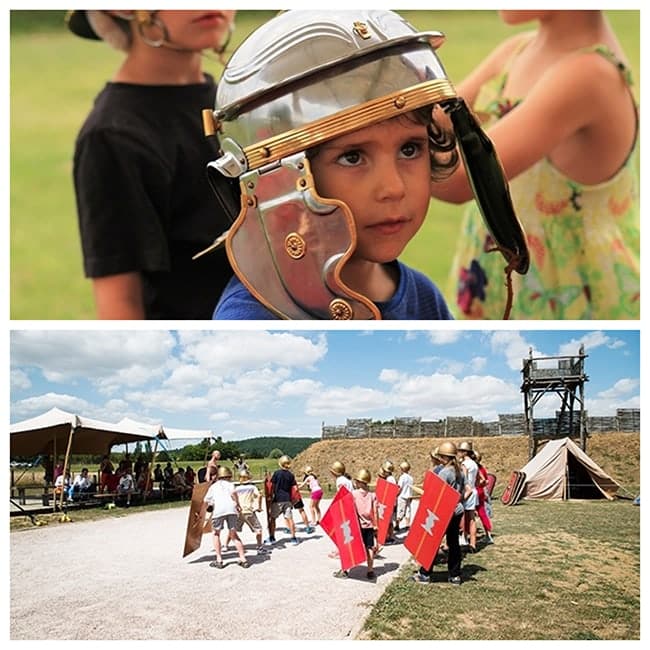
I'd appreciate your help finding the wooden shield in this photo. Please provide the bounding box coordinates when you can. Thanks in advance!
[320,487,366,571]
[182,482,212,558]
[404,470,461,570]
[375,477,399,545]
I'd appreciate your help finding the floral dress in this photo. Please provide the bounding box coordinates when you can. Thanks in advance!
[449,44,640,319]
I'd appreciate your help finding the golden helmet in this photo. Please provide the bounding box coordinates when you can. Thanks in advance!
[278,455,292,468]
[458,441,473,452]
[217,466,233,479]
[355,468,371,484]
[330,460,345,476]
[304,465,314,475]
[399,460,411,472]
[430,446,442,462]
[437,441,458,458]
[382,460,395,474]
[239,469,251,481]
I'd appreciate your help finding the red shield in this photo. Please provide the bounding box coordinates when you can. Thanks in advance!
[375,477,399,545]
[320,487,366,571]
[405,470,460,569]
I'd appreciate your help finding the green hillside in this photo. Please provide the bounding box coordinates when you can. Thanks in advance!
[236,436,319,458]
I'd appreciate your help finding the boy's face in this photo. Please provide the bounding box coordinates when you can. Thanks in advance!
[310,115,431,265]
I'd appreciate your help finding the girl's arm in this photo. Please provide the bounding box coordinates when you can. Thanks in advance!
[433,50,625,203]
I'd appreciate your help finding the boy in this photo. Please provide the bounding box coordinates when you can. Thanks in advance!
[234,469,268,555]
[199,466,249,569]
[267,456,299,546]
[396,460,414,531]
[68,10,236,319]
[202,9,527,320]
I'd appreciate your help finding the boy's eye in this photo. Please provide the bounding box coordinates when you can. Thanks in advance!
[400,141,423,158]
[336,150,363,166]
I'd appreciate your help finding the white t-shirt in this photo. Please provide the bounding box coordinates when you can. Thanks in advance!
[204,479,237,517]
[336,475,354,493]
[398,472,413,499]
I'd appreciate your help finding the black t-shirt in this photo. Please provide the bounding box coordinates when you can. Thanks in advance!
[271,468,296,503]
[73,75,233,319]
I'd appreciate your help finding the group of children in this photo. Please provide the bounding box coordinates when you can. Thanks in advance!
[198,446,494,586]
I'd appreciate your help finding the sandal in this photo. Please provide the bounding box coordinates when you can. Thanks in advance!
[238,560,249,568]
[209,560,224,569]
[333,569,349,579]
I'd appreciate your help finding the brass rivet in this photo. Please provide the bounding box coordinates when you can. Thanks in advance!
[285,233,306,260]
[353,21,371,40]
[329,299,353,320]
[394,96,407,109]
[260,146,271,158]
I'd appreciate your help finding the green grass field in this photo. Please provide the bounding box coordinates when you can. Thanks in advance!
[10,11,640,319]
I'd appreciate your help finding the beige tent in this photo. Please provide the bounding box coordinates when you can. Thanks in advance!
[517,437,620,502]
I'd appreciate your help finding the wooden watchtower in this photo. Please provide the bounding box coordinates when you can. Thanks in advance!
[521,344,589,459]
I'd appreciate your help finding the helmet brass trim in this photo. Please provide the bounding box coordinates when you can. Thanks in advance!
[237,79,457,172]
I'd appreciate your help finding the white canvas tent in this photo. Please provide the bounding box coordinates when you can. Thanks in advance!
[516,437,620,502]
[10,408,162,458]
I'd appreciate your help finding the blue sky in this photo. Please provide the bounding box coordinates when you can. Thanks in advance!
[9,328,639,441]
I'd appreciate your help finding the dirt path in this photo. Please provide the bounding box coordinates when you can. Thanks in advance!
[10,500,414,640]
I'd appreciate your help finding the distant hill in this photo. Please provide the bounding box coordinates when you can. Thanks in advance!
[235,436,319,458]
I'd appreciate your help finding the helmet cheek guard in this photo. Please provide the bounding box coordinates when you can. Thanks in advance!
[199,10,529,319]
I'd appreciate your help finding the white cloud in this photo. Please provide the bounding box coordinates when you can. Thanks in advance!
[10,369,31,391]
[177,331,328,375]
[277,378,322,398]
[11,392,91,419]
[426,330,463,345]
[596,378,639,400]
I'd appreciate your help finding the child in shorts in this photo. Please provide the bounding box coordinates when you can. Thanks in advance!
[334,468,379,580]
[234,469,268,555]
[200,466,248,568]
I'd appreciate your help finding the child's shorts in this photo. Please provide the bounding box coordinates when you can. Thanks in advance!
[361,527,375,549]
[396,496,411,520]
[271,501,292,518]
[237,511,262,533]
[310,489,323,501]
[212,514,238,532]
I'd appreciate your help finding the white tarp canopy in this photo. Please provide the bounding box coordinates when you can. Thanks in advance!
[518,437,620,501]
[10,408,163,457]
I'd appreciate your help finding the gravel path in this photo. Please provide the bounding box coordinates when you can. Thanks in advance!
[10,499,415,640]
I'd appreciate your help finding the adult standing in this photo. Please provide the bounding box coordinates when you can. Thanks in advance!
[68,10,236,318]
[412,441,465,585]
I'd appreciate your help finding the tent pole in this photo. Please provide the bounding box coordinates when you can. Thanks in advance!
[59,423,76,516]
[144,438,159,503]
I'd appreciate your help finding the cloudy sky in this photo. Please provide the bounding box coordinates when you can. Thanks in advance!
[9,327,639,441]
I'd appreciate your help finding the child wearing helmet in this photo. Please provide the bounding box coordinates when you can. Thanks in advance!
[396,460,414,531]
[334,469,378,580]
[298,466,323,527]
[234,469,268,555]
[411,441,465,585]
[267,456,300,545]
[378,460,398,544]
[199,465,249,569]
[68,10,236,319]
[203,9,527,320]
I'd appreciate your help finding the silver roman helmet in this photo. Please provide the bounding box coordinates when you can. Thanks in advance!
[200,9,529,319]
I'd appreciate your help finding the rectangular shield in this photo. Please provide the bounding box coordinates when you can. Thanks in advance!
[182,481,212,558]
[404,470,460,569]
[320,487,366,571]
[375,477,399,545]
